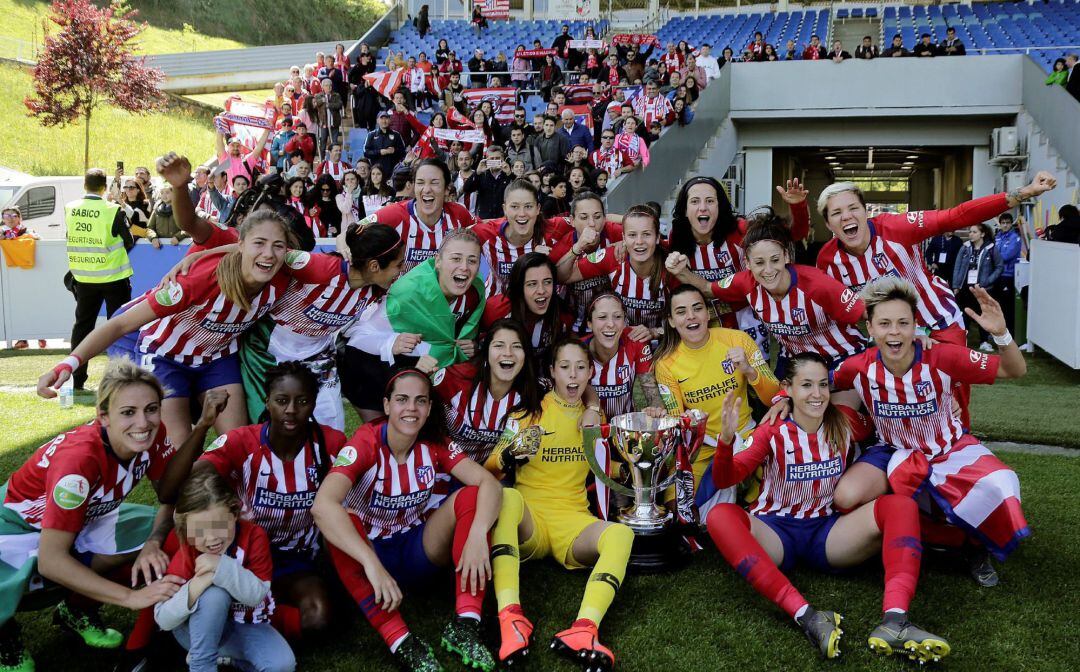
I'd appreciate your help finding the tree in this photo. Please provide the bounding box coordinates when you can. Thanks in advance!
[24,0,166,171]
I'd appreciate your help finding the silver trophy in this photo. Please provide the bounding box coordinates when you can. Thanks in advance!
[583,410,709,569]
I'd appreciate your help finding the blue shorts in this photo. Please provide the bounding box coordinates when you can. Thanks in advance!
[371,522,441,589]
[270,548,318,580]
[756,513,841,573]
[854,443,895,473]
[145,353,242,399]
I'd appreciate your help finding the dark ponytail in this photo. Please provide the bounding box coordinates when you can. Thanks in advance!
[346,222,403,270]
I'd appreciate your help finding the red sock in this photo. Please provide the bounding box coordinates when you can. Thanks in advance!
[270,604,303,641]
[327,515,409,649]
[874,495,923,613]
[706,504,807,618]
[125,608,157,650]
[920,514,967,549]
[451,485,486,619]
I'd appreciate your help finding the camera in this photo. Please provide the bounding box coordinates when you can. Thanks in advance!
[223,171,316,250]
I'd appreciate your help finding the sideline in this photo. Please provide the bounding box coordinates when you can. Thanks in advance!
[987,441,1079,457]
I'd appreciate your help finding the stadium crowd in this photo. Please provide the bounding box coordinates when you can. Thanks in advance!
[0,19,1070,672]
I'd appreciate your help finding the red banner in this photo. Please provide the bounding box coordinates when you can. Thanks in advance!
[516,48,557,58]
[463,87,516,123]
[611,33,660,48]
[479,0,509,20]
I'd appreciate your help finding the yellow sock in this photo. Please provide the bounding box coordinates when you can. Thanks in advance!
[492,487,524,610]
[576,523,634,625]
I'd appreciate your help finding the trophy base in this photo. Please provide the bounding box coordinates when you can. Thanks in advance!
[624,525,693,574]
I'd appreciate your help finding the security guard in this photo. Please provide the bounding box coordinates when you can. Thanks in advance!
[66,168,134,389]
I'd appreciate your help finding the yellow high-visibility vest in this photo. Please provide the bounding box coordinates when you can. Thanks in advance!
[65,197,132,283]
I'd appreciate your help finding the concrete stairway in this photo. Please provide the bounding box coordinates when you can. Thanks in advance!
[830,17,881,53]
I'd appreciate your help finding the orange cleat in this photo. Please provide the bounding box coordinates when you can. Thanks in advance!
[497,604,533,666]
[550,619,614,672]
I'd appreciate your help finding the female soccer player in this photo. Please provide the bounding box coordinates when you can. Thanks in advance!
[37,212,297,447]
[706,354,949,663]
[488,339,635,670]
[192,363,348,637]
[667,176,810,344]
[238,223,404,429]
[354,159,477,274]
[815,171,1054,426]
[0,361,206,671]
[559,205,671,334]
[654,285,779,513]
[481,253,572,365]
[586,293,662,418]
[550,192,624,333]
[833,277,1029,583]
[154,470,294,672]
[471,179,560,294]
[312,369,502,672]
[341,229,487,421]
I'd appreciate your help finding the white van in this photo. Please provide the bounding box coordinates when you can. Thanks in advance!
[0,168,86,241]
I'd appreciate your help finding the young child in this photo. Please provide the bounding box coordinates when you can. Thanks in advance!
[154,470,295,672]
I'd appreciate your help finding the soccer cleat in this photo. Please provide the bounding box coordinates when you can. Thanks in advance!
[53,601,123,649]
[550,619,614,672]
[0,622,33,672]
[965,546,999,587]
[796,608,843,659]
[441,617,495,671]
[868,612,951,664]
[394,634,444,672]
[497,604,534,665]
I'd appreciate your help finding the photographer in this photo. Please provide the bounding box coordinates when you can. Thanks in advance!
[463,145,514,219]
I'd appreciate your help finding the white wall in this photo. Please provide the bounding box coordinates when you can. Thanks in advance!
[1028,240,1080,369]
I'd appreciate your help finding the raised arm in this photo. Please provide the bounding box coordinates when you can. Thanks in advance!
[157,152,214,244]
[965,286,1026,379]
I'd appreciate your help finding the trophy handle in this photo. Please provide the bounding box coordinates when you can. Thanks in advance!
[582,424,637,497]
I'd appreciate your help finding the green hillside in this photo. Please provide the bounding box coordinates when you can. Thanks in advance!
[0,0,386,55]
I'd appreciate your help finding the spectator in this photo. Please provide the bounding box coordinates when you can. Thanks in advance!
[311,174,343,236]
[215,128,269,187]
[568,166,591,194]
[590,128,635,177]
[662,42,684,71]
[803,35,827,60]
[1046,204,1080,243]
[417,4,430,38]
[350,76,384,131]
[284,121,316,165]
[939,27,966,56]
[438,50,464,90]
[552,24,572,67]
[511,45,531,91]
[913,33,936,57]
[593,169,609,195]
[508,107,535,140]
[0,206,29,239]
[269,117,295,172]
[697,44,721,80]
[599,53,626,88]
[405,56,430,111]
[119,177,151,238]
[542,175,571,217]
[994,213,1023,334]
[452,148,477,213]
[882,34,908,58]
[780,40,798,61]
[364,111,406,177]
[530,115,570,168]
[829,40,852,62]
[762,44,780,62]
[337,169,365,228]
[435,38,451,65]
[362,164,393,212]
[1046,58,1068,87]
[614,116,650,167]
[464,145,514,219]
[146,184,188,248]
[308,78,343,157]
[951,222,1002,350]
[133,166,155,206]
[747,32,766,61]
[683,76,701,104]
[854,36,878,60]
[388,90,420,147]
[505,126,535,172]
[467,47,492,87]
[720,47,736,67]
[470,5,487,36]
[538,54,563,102]
[443,71,467,114]
[1065,54,1080,103]
[673,97,694,126]
[680,55,707,90]
[660,70,682,97]
[632,80,675,128]
[316,143,351,184]
[925,231,963,283]
[187,165,210,206]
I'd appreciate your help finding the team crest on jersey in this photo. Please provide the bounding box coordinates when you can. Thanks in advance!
[154,281,184,307]
[206,434,227,452]
[616,364,631,382]
[916,381,933,397]
[587,247,606,264]
[53,474,90,510]
[307,464,320,483]
[334,446,358,467]
[721,358,736,375]
[718,250,732,266]
[286,250,311,270]
[872,252,891,272]
[791,307,807,324]
[432,368,447,386]
[415,465,435,487]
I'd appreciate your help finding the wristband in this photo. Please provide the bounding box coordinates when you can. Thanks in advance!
[54,354,82,377]
[992,331,1013,347]
[770,389,790,406]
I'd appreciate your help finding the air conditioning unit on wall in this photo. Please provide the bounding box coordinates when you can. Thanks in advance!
[990,127,1025,163]
[720,178,741,213]
[1001,171,1029,197]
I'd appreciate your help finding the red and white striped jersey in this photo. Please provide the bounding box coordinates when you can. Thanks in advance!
[187,224,239,255]
[331,421,466,539]
[710,265,866,360]
[165,520,275,624]
[816,194,1010,331]
[434,363,519,463]
[631,94,673,128]
[196,189,221,223]
[480,294,571,363]
[834,343,999,457]
[317,160,351,184]
[589,147,634,175]
[371,199,475,274]
[576,246,670,329]
[269,253,383,357]
[588,331,653,418]
[4,422,174,533]
[138,253,290,366]
[712,406,872,519]
[473,218,559,294]
[550,223,624,333]
[198,422,347,556]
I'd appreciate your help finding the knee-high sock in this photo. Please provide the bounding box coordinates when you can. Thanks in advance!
[327,516,409,650]
[491,488,524,611]
[920,513,968,549]
[706,503,808,618]
[874,494,923,613]
[452,485,487,620]
[576,523,633,626]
